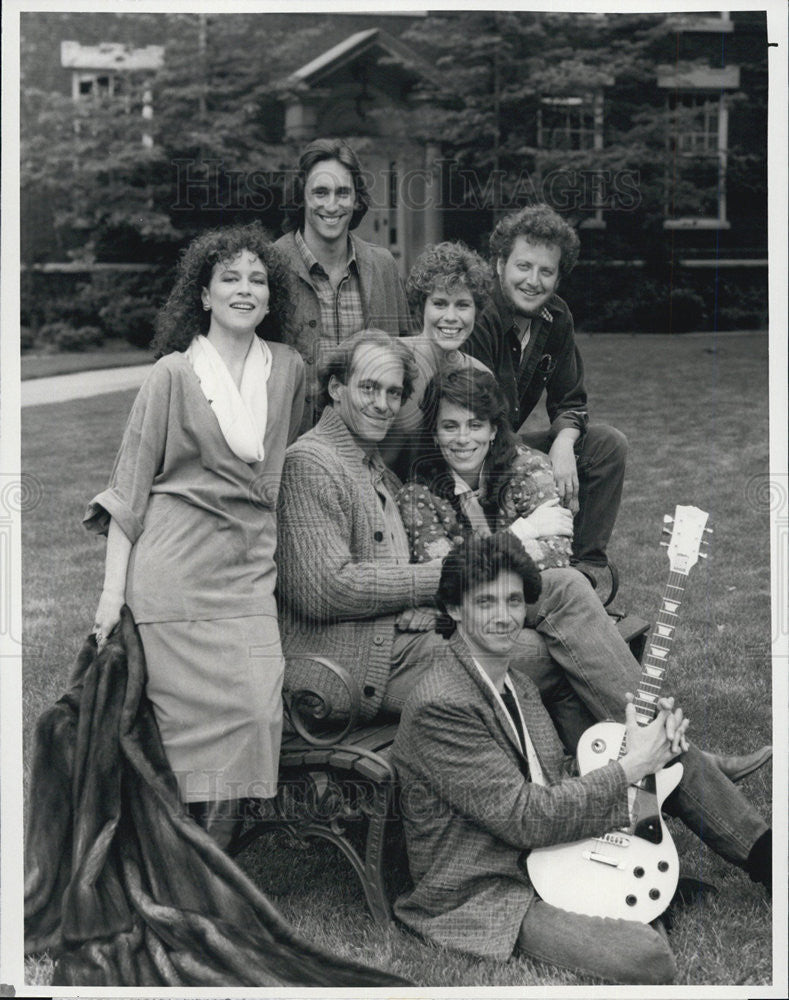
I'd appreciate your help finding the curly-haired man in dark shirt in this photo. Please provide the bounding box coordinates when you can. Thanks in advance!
[466,205,626,586]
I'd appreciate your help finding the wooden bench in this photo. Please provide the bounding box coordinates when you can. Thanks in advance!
[232,615,651,925]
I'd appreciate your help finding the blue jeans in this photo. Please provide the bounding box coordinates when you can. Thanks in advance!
[517,897,676,984]
[521,423,627,566]
[521,567,639,748]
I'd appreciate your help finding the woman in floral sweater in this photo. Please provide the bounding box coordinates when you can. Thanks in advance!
[396,366,574,571]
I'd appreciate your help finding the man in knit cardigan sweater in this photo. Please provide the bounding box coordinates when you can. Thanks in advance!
[276,330,629,731]
[276,330,443,721]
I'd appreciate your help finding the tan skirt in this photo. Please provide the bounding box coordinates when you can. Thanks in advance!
[139,613,284,803]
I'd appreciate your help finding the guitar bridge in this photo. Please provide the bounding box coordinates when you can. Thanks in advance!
[583,850,627,870]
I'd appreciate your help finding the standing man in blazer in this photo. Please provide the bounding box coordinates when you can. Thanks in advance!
[275,138,412,432]
[392,533,772,983]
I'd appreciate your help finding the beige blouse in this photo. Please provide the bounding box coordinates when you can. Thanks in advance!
[84,343,305,623]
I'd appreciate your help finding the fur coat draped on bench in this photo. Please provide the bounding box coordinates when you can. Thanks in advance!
[24,606,406,988]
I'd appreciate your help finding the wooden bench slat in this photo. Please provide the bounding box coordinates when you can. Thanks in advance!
[349,725,399,753]
[279,743,394,782]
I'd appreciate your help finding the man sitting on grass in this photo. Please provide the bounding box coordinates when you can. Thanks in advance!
[392,533,771,984]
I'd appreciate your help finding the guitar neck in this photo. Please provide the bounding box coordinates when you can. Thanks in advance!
[628,570,688,738]
[614,504,709,759]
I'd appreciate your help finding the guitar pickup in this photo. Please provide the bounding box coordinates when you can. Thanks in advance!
[599,832,630,848]
[583,850,627,869]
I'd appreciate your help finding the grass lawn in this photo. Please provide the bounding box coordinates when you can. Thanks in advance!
[20,331,773,987]
[21,338,152,381]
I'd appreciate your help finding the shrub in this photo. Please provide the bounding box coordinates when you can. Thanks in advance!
[20,326,38,352]
[37,322,104,352]
[574,275,712,333]
[715,279,768,330]
[98,296,157,349]
[667,287,707,333]
[21,266,171,349]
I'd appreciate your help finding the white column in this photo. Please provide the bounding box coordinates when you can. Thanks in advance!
[718,93,728,225]
[423,142,443,247]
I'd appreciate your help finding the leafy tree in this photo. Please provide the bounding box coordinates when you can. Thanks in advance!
[20,10,766,334]
[398,10,766,248]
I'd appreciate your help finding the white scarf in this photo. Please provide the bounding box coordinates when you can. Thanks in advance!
[186,334,272,463]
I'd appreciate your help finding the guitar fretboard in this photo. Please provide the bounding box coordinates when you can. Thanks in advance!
[617,570,687,759]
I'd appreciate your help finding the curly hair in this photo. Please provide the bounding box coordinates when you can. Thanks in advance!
[489,204,580,278]
[151,222,294,357]
[405,241,494,326]
[417,367,520,501]
[435,532,542,636]
[281,137,371,234]
[315,329,417,415]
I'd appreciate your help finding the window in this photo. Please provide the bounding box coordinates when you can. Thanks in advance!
[74,72,121,100]
[538,97,598,152]
[664,91,729,229]
[670,93,719,154]
[538,93,606,227]
[62,41,162,146]
[658,65,738,229]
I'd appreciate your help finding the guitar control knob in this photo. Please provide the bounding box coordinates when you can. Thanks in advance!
[649,889,660,900]
[626,895,637,907]
[657,861,669,872]
[633,867,644,878]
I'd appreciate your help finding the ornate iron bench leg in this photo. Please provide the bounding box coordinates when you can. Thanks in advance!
[360,786,395,925]
[232,771,397,926]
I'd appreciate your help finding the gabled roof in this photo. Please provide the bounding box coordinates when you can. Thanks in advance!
[61,40,163,72]
[285,27,439,89]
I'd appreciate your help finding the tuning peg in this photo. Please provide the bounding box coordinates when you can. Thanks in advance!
[659,540,670,547]
[704,527,713,534]
[661,526,672,535]
[698,552,708,559]
[663,514,674,524]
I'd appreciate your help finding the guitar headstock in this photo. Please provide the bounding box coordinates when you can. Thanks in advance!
[661,505,711,574]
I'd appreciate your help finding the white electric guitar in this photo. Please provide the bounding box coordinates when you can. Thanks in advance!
[527,504,711,923]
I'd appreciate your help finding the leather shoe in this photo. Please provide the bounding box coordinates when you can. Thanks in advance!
[746,829,772,894]
[705,745,772,783]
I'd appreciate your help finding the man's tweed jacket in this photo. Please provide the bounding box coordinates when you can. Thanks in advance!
[274,231,412,433]
[276,406,442,720]
[392,631,631,960]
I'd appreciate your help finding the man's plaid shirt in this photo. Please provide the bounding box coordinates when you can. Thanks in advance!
[294,230,365,343]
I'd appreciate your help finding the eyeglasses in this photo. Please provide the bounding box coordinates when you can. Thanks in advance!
[356,380,404,402]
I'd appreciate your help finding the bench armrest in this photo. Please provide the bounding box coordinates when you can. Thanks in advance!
[284,654,361,746]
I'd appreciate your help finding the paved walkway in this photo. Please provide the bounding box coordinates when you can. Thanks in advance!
[21,364,152,407]
[20,329,763,409]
